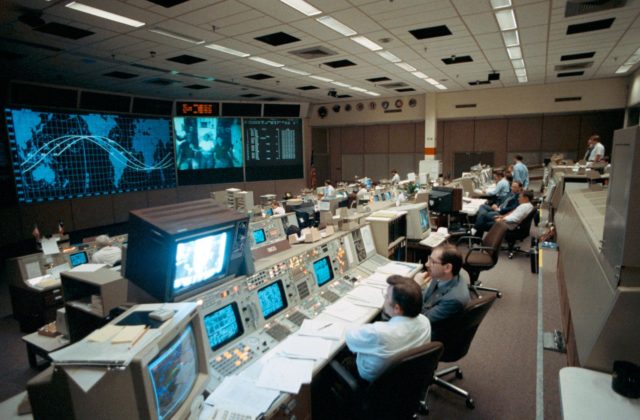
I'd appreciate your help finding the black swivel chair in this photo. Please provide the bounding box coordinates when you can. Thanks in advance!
[505,207,539,258]
[328,341,444,420]
[457,222,508,298]
[430,294,498,409]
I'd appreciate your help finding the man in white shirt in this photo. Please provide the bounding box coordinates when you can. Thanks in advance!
[91,235,122,266]
[390,170,401,185]
[495,190,535,229]
[345,275,431,382]
[271,201,286,216]
[585,134,605,162]
[324,179,336,198]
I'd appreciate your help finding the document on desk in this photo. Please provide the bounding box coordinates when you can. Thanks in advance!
[48,263,70,280]
[70,263,106,272]
[204,375,280,419]
[362,272,391,289]
[345,285,385,308]
[256,355,314,394]
[279,335,334,360]
[323,300,371,322]
[376,261,418,276]
[297,319,344,340]
[41,237,60,255]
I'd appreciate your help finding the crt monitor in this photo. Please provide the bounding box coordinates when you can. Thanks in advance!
[318,201,331,211]
[397,203,430,240]
[252,228,266,245]
[69,251,88,267]
[313,256,334,287]
[257,280,287,320]
[203,302,244,352]
[263,207,274,216]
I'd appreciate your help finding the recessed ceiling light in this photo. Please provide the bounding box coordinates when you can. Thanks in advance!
[204,43,250,57]
[395,62,417,72]
[281,67,310,76]
[495,9,517,31]
[377,51,402,63]
[249,57,284,67]
[365,91,380,96]
[507,46,522,60]
[331,81,351,87]
[517,75,528,83]
[435,84,447,90]
[490,0,512,9]
[350,86,367,92]
[65,2,145,27]
[616,46,640,73]
[502,30,519,47]
[411,71,428,79]
[149,28,204,45]
[310,75,333,82]
[511,59,525,69]
[279,0,322,16]
[615,65,632,74]
[316,16,357,36]
[425,78,439,85]
[515,68,527,77]
[351,36,382,51]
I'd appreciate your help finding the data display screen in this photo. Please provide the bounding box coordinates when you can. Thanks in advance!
[173,117,243,185]
[173,230,232,295]
[203,303,244,352]
[253,228,266,245]
[69,251,88,267]
[148,325,199,420]
[5,108,175,203]
[313,256,334,287]
[244,119,303,181]
[257,280,287,320]
[420,209,430,231]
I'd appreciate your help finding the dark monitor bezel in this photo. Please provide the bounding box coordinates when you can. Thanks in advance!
[69,251,89,267]
[313,256,335,288]
[257,279,288,320]
[203,302,244,352]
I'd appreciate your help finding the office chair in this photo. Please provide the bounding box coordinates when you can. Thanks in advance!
[430,293,498,410]
[505,207,539,259]
[328,341,444,420]
[457,221,508,298]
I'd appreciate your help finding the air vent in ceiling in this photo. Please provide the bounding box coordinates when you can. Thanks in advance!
[554,62,593,71]
[324,59,356,68]
[261,97,281,102]
[297,85,319,90]
[145,78,179,85]
[555,96,582,102]
[565,0,626,17]
[557,71,585,77]
[104,71,138,79]
[396,88,416,92]
[145,0,190,7]
[455,104,477,108]
[468,80,490,85]
[367,76,391,82]
[409,25,452,40]
[255,32,300,46]
[184,84,209,90]
[34,22,94,40]
[561,51,595,61]
[566,18,615,35]
[240,93,260,98]
[245,73,273,80]
[379,82,409,88]
[337,94,352,98]
[442,55,473,65]
[289,46,337,60]
[167,54,206,65]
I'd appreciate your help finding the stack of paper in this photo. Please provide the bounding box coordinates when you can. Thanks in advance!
[323,300,371,322]
[297,319,344,340]
[377,261,418,276]
[256,356,314,394]
[346,286,385,308]
[278,335,334,360]
[204,375,280,419]
[362,272,390,289]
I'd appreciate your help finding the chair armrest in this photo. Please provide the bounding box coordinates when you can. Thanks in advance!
[329,360,360,394]
[464,246,497,262]
[457,236,483,247]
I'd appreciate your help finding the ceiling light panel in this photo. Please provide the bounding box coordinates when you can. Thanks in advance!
[351,36,382,51]
[507,46,522,60]
[65,2,145,27]
[148,28,204,44]
[495,9,517,31]
[502,30,519,47]
[310,75,333,82]
[316,16,357,36]
[331,81,351,87]
[249,57,285,67]
[395,62,417,72]
[204,43,250,57]
[411,71,428,79]
[365,91,380,96]
[511,59,525,69]
[350,86,367,92]
[377,51,402,63]
[490,0,512,10]
[281,67,310,76]
[279,0,322,16]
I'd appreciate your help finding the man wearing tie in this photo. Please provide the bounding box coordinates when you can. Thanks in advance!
[415,244,470,324]
[584,134,605,163]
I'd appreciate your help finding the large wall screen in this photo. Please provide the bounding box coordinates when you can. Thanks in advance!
[244,118,303,181]
[5,108,176,203]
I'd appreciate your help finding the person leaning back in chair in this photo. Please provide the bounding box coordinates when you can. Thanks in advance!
[91,234,122,266]
[415,244,471,324]
[344,275,431,382]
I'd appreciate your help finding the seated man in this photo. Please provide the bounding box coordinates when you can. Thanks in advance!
[495,190,535,229]
[91,235,122,266]
[415,244,471,324]
[344,275,431,382]
[474,181,522,237]
[483,170,510,205]
[271,201,286,216]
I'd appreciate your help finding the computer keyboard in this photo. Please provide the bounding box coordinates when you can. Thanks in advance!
[211,408,253,420]
[420,232,448,248]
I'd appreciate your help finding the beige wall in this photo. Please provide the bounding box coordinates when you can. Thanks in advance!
[628,68,640,107]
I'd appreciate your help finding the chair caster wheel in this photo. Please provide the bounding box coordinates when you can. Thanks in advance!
[455,370,463,379]
[497,292,503,298]
[465,398,475,409]
[508,253,514,259]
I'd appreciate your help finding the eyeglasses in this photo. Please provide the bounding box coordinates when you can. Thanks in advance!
[427,256,444,265]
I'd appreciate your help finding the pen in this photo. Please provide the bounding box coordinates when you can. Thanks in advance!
[318,323,332,330]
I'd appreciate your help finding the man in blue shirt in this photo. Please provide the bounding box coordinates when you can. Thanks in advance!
[484,170,510,205]
[512,155,529,189]
[473,181,523,237]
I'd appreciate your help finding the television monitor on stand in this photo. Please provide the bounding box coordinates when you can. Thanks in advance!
[396,203,431,240]
[125,199,252,302]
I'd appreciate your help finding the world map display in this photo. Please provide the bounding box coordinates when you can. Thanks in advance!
[5,108,176,203]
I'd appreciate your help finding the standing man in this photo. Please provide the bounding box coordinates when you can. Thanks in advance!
[415,244,471,324]
[584,134,605,163]
[512,155,529,189]
[344,275,431,382]
[323,179,336,198]
[390,170,401,185]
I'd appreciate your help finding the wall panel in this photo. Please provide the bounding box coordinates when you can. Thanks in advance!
[364,125,388,153]
[147,188,178,208]
[475,119,508,166]
[415,121,425,153]
[507,117,543,151]
[442,120,475,177]
[389,154,416,179]
[389,123,415,153]
[340,126,364,153]
[542,115,581,152]
[20,201,74,240]
[329,128,342,182]
[341,154,364,181]
[112,191,148,224]
[364,154,388,181]
[71,196,115,230]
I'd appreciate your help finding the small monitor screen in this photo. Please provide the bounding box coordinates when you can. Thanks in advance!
[380,193,386,201]
[174,230,231,294]
[313,256,334,287]
[374,195,379,202]
[69,251,88,267]
[386,191,392,200]
[204,303,244,352]
[264,208,273,216]
[253,229,266,245]
[148,325,199,420]
[318,201,331,211]
[257,280,287,320]
[419,209,430,231]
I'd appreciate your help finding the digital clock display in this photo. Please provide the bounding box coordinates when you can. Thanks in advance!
[176,102,219,116]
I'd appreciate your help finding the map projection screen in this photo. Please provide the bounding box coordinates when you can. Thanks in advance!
[244,118,303,181]
[173,117,243,185]
[4,108,176,203]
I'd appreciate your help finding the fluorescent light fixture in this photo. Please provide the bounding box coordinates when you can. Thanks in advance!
[148,28,204,45]
[377,51,402,63]
[395,62,416,72]
[495,9,517,31]
[204,43,250,57]
[249,57,284,67]
[282,67,310,76]
[515,68,527,77]
[517,75,528,83]
[511,58,525,69]
[350,86,367,92]
[65,2,145,27]
[331,81,351,87]
[365,91,380,96]
[507,46,522,60]
[411,71,428,79]
[490,0,512,9]
[316,16,357,36]
[616,47,640,73]
[351,36,382,51]
[502,30,519,47]
[279,0,322,16]
[310,75,333,82]
[435,84,447,90]
[616,65,632,74]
